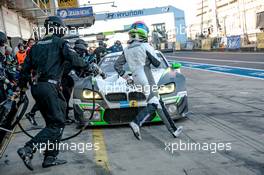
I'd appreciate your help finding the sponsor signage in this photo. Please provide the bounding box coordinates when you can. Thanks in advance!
[105,10,144,19]
[57,7,93,19]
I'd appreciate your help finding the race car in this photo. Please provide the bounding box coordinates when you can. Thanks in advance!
[72,51,188,126]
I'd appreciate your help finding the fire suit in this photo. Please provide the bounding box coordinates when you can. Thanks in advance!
[114,41,178,133]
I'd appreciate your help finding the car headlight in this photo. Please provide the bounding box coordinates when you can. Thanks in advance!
[158,83,175,95]
[82,90,102,100]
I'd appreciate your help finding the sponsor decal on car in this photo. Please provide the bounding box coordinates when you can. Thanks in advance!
[79,103,101,110]
[119,101,130,108]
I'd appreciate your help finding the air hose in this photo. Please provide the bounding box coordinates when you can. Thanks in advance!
[60,76,96,141]
[16,74,97,141]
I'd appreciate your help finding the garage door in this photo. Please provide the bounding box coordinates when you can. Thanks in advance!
[1,6,20,37]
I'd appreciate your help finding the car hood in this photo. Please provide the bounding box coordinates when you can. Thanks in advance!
[96,68,165,94]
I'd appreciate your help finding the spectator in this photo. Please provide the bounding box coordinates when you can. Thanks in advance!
[108,40,123,53]
[5,46,16,64]
[16,43,27,65]
[0,31,7,103]
[94,41,107,63]
[88,47,96,63]
[0,32,6,63]
[5,46,18,83]
[26,38,35,54]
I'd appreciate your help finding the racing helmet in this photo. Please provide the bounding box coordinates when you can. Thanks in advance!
[128,21,149,42]
[44,16,67,37]
[0,31,7,46]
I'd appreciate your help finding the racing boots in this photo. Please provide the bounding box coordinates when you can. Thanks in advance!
[17,146,34,171]
[172,126,183,138]
[42,156,67,168]
[25,112,38,126]
[129,121,142,140]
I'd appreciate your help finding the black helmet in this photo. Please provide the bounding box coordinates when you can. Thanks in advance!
[0,31,7,46]
[74,44,87,56]
[44,16,67,37]
[75,39,88,47]
[74,44,87,51]
[44,16,66,28]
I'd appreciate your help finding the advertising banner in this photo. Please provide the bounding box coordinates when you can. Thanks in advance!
[57,7,93,19]
[227,35,241,49]
[105,10,144,20]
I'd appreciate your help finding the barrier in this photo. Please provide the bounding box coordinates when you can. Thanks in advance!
[201,39,211,50]
[183,33,264,51]
[257,33,264,49]
[175,42,181,50]
[167,42,174,50]
[186,41,194,50]
[160,43,165,50]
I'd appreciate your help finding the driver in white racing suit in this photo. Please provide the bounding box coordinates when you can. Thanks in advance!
[114,21,183,140]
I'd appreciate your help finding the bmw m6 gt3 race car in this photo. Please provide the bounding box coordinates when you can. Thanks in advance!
[72,51,188,126]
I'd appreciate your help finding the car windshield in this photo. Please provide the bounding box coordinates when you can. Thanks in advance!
[99,53,168,73]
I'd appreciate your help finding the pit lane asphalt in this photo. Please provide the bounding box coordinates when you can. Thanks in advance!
[166,51,264,70]
[0,52,263,175]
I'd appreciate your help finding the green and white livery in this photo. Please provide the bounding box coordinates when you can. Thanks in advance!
[71,51,188,126]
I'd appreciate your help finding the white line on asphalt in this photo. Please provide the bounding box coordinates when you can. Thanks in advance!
[166,55,264,65]
[179,65,264,80]
[167,60,264,71]
[173,51,264,55]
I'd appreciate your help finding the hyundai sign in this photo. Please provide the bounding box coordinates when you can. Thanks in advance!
[105,10,144,19]
[57,7,93,19]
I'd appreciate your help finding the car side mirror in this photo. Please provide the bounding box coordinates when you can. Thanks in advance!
[171,62,182,69]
